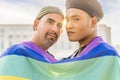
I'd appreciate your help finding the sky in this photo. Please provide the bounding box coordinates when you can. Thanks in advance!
[0,0,120,45]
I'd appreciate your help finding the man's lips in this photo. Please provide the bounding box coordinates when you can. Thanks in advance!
[48,33,57,41]
[48,34,56,38]
[67,31,75,35]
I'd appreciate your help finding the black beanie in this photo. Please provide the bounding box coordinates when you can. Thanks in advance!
[66,0,104,21]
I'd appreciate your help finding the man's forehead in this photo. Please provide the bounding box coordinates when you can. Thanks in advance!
[66,8,88,18]
[66,13,82,18]
[45,16,63,24]
[45,13,63,18]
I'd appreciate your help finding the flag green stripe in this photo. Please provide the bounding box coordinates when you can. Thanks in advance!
[0,55,120,80]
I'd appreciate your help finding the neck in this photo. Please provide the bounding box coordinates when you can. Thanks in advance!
[78,34,96,48]
[31,35,48,51]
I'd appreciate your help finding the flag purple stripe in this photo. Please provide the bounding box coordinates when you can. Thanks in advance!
[77,36,104,57]
[21,41,57,62]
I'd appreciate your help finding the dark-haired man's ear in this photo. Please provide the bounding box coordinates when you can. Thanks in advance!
[91,16,97,28]
[33,19,39,31]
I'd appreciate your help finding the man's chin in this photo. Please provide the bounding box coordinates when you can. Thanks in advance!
[47,39,56,45]
[68,38,77,42]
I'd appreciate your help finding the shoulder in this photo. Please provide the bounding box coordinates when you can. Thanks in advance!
[94,42,119,57]
[0,43,27,58]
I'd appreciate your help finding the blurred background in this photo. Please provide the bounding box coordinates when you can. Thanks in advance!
[0,0,120,59]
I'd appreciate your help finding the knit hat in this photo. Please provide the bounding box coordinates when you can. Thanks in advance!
[36,6,64,19]
[66,0,104,21]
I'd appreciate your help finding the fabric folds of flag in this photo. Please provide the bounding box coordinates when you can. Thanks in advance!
[0,37,120,80]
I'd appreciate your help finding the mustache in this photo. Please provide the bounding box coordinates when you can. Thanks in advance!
[47,32,58,39]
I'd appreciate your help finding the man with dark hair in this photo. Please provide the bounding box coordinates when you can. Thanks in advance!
[62,0,120,80]
[65,0,103,59]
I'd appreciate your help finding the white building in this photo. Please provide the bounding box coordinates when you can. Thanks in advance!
[114,44,120,53]
[0,24,112,59]
[0,24,33,53]
[97,24,111,44]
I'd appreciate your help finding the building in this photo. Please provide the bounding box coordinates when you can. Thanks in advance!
[114,44,120,53]
[97,24,111,44]
[0,24,33,53]
[0,24,112,59]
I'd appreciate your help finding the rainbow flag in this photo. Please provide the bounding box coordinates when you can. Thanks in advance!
[0,37,120,80]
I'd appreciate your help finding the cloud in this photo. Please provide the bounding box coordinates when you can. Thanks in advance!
[99,10,120,44]
[98,0,120,44]
[34,0,65,11]
[0,0,40,24]
[0,0,65,24]
[99,0,120,13]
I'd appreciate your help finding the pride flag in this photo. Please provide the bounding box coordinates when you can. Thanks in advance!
[0,37,120,80]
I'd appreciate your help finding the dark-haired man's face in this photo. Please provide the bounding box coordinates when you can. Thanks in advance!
[66,8,95,42]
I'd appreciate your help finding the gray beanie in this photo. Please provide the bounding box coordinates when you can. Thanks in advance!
[66,0,104,21]
[36,6,64,19]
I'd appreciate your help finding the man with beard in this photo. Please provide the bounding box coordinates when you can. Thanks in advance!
[0,6,64,79]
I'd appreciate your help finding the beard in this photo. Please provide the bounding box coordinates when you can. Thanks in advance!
[46,32,58,45]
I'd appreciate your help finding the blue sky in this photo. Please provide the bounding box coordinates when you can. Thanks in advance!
[0,0,120,44]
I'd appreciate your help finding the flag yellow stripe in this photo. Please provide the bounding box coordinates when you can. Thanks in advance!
[0,76,29,80]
